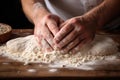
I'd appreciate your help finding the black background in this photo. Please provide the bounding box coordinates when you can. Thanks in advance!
[0,0,33,29]
[0,0,120,32]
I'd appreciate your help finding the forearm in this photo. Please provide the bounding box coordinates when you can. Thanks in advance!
[21,0,50,23]
[83,0,120,30]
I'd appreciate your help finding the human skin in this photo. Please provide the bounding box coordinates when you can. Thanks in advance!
[21,0,120,53]
[21,0,64,52]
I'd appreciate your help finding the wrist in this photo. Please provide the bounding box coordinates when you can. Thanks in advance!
[32,2,50,25]
[33,10,50,25]
[81,14,98,31]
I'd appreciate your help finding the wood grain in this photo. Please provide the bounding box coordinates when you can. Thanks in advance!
[0,29,120,78]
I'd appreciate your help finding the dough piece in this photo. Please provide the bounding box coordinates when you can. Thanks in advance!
[0,35,119,66]
[6,35,40,53]
[88,36,118,56]
[6,35,118,56]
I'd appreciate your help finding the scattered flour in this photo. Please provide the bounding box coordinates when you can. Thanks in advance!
[2,62,9,65]
[0,35,119,68]
[27,69,37,73]
[49,69,57,72]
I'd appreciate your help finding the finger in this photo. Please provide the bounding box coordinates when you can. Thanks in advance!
[56,27,79,49]
[47,20,59,36]
[59,20,68,29]
[59,19,64,27]
[62,35,83,53]
[54,24,74,43]
[41,24,55,48]
[70,39,87,54]
[34,35,53,52]
[45,33,55,49]
[41,38,53,52]
[34,35,42,47]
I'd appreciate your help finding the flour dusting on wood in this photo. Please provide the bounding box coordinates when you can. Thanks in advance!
[0,35,119,69]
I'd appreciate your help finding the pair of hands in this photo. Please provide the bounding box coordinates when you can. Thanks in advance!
[34,14,96,53]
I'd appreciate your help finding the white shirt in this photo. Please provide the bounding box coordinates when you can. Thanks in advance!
[45,0,103,20]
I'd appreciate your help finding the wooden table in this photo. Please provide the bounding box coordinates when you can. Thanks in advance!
[0,29,120,79]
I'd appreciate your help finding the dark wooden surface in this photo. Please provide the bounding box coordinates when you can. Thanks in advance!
[0,29,120,78]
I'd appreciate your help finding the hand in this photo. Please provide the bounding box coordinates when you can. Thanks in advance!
[34,14,64,52]
[34,27,53,52]
[54,16,96,53]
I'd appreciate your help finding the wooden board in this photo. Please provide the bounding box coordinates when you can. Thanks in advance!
[0,29,120,78]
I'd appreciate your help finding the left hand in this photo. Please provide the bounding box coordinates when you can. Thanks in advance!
[34,14,64,52]
[54,16,96,53]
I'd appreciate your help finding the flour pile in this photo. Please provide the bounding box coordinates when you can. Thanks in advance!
[0,35,119,67]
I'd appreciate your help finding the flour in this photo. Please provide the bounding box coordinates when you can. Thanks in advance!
[0,35,119,68]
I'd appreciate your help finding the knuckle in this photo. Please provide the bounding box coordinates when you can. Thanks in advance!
[75,26,82,32]
[71,19,78,23]
[46,14,51,18]
[56,34,62,40]
[72,30,78,36]
[44,15,52,20]
[46,14,58,20]
[54,37,59,43]
[53,15,59,20]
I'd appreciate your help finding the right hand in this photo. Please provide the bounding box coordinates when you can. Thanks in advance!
[34,14,64,52]
[54,16,96,54]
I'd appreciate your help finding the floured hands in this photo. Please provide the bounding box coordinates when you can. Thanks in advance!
[34,15,96,53]
[34,14,64,52]
[54,16,96,53]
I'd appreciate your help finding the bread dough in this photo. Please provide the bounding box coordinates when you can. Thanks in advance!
[0,35,119,67]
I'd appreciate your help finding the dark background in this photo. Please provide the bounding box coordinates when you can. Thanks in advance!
[0,0,120,32]
[0,0,33,29]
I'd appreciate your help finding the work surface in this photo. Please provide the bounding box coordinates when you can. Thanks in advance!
[0,29,120,78]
